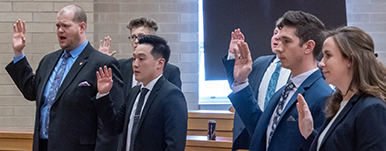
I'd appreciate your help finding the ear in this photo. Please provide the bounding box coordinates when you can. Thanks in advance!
[156,57,165,70]
[304,40,315,55]
[79,22,86,34]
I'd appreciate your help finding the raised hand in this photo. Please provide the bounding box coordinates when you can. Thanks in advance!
[232,40,252,84]
[96,66,113,94]
[296,93,314,139]
[12,19,26,56]
[229,28,245,54]
[98,36,116,56]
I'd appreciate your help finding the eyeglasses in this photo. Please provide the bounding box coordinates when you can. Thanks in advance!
[128,34,145,42]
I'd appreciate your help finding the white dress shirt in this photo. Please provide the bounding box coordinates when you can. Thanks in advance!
[126,74,162,151]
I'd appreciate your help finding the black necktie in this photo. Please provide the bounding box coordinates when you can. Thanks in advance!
[130,88,149,151]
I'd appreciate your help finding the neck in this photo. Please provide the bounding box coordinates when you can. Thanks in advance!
[291,59,317,77]
[142,73,162,87]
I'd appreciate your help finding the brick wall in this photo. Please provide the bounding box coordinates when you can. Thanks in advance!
[0,0,385,128]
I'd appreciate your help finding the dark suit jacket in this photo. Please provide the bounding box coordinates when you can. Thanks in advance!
[222,54,276,151]
[301,94,386,151]
[229,70,332,151]
[118,58,181,96]
[6,43,124,151]
[93,76,188,151]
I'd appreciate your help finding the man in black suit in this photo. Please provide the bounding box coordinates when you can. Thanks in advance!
[94,35,188,151]
[5,4,123,151]
[98,17,181,95]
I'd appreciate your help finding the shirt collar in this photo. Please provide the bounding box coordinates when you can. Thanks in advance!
[63,40,88,59]
[141,74,163,91]
[290,68,319,88]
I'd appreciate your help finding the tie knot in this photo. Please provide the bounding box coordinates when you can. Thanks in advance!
[285,80,295,91]
[63,52,71,59]
[141,88,149,94]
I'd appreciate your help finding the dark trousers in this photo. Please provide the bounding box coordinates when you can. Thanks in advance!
[39,139,47,151]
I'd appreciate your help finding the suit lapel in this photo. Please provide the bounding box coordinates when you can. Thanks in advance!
[126,58,134,96]
[319,94,360,149]
[279,70,323,124]
[38,50,63,107]
[252,55,276,99]
[54,43,91,104]
[136,76,166,131]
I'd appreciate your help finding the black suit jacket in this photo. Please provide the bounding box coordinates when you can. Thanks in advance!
[301,94,386,151]
[118,58,181,96]
[6,43,124,151]
[93,76,188,151]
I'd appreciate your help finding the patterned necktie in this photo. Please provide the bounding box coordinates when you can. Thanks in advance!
[264,62,281,110]
[130,88,150,151]
[267,80,295,146]
[44,52,71,134]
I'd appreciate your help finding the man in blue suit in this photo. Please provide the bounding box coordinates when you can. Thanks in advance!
[222,19,291,151]
[228,10,332,151]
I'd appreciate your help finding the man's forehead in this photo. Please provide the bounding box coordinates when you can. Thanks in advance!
[279,26,297,39]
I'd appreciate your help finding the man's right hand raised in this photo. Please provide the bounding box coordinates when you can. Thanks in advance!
[98,36,116,56]
[12,19,26,56]
[228,28,245,55]
[232,40,252,85]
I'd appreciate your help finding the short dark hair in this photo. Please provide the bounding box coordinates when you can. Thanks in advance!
[60,4,87,24]
[127,17,158,33]
[138,35,170,65]
[277,10,325,60]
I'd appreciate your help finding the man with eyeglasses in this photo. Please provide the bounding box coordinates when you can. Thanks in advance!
[99,17,182,95]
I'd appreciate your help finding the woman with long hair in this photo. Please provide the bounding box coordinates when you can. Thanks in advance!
[297,26,386,151]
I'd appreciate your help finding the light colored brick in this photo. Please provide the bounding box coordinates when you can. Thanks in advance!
[0,2,12,12]
[369,32,386,43]
[181,13,198,22]
[0,23,13,33]
[181,73,198,82]
[14,106,35,116]
[159,23,198,32]
[54,2,94,12]
[352,3,386,12]
[180,33,198,42]
[181,82,198,93]
[0,96,34,106]
[0,116,34,127]
[28,23,55,33]
[349,23,386,32]
[94,23,120,33]
[0,74,15,85]
[121,4,160,12]
[157,33,179,43]
[187,103,199,110]
[94,3,120,13]
[13,2,53,12]
[175,63,198,73]
[0,85,23,96]
[169,43,198,53]
[33,13,57,22]
[346,0,370,3]
[180,52,198,62]
[370,14,386,22]
[371,0,386,3]
[169,53,179,63]
[32,34,58,43]
[160,3,198,13]
[347,14,369,22]
[0,13,33,22]
[0,106,13,116]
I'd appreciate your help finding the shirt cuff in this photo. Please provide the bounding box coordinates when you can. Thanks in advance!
[13,53,25,63]
[96,92,109,99]
[227,52,235,60]
[232,81,249,93]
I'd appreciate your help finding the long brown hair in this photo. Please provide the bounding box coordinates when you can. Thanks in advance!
[325,26,386,117]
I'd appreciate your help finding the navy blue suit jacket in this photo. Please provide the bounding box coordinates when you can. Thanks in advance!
[301,94,386,151]
[222,54,276,150]
[229,70,332,151]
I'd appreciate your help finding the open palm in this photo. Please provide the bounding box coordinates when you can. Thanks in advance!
[96,66,113,94]
[12,19,26,55]
[233,41,252,83]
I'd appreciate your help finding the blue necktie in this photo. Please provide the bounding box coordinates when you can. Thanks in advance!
[130,88,149,151]
[268,80,295,146]
[44,52,71,133]
[264,62,281,110]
